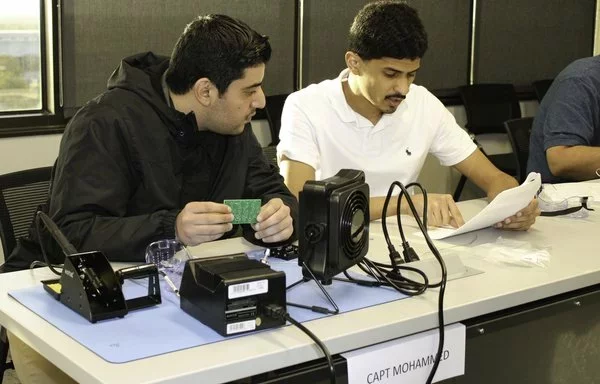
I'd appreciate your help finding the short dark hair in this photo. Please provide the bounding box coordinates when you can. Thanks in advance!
[165,14,271,95]
[348,0,428,61]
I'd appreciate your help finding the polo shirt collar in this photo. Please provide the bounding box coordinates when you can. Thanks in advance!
[328,69,359,123]
[327,69,410,126]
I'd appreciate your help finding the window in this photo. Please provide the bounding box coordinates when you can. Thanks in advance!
[0,0,42,113]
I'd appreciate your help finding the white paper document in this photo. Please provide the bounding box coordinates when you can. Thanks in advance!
[428,172,542,240]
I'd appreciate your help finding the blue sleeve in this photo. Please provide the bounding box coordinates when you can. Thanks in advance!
[543,77,599,151]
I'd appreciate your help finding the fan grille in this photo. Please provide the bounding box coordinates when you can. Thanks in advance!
[340,190,368,259]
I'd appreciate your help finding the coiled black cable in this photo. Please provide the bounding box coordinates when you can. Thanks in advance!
[357,181,447,384]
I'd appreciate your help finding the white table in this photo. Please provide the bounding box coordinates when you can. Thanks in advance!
[1,198,599,383]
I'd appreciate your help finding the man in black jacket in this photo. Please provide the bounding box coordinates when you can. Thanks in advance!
[6,15,296,271]
[6,14,297,384]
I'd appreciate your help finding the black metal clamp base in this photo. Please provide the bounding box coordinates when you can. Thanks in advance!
[42,251,161,323]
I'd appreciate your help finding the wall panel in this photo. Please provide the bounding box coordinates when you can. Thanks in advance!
[474,0,595,84]
[61,0,296,115]
[302,0,470,91]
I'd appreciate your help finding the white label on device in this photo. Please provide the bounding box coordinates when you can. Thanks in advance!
[228,279,268,299]
[227,320,256,334]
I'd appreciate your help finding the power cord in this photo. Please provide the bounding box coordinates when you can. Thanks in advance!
[357,181,447,384]
[264,304,336,384]
[387,181,429,262]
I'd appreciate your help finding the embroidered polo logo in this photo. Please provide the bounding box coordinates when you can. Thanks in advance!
[405,148,412,156]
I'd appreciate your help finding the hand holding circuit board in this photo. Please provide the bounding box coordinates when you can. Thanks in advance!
[223,199,262,224]
[176,199,294,246]
[224,198,294,244]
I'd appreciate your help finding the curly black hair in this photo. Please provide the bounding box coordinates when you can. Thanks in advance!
[348,0,428,61]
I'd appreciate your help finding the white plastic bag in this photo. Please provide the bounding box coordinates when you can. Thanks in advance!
[474,236,550,268]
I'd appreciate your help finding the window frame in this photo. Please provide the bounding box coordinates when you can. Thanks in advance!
[0,0,67,138]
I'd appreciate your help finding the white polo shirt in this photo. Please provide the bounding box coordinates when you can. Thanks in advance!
[277,69,477,197]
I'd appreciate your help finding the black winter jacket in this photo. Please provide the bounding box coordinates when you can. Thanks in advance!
[4,52,297,269]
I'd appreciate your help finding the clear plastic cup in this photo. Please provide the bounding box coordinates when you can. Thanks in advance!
[145,239,190,292]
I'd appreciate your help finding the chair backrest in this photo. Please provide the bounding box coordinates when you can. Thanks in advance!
[504,117,534,183]
[532,79,553,103]
[262,145,278,170]
[459,84,522,135]
[264,93,289,145]
[0,166,52,256]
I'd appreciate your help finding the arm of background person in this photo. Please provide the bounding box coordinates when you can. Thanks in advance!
[279,155,314,200]
[546,145,600,181]
[542,76,600,181]
[277,92,321,200]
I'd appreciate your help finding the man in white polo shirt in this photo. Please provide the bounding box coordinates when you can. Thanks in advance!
[278,0,539,230]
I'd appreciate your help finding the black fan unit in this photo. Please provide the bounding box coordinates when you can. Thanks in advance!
[298,169,370,283]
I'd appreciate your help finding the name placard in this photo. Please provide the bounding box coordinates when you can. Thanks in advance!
[341,323,465,384]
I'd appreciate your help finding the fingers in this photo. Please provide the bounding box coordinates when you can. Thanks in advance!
[446,196,465,227]
[494,199,540,231]
[185,201,232,214]
[185,212,234,226]
[251,198,294,243]
[256,198,282,223]
[256,215,294,243]
[176,202,234,245]
[179,202,234,229]
[421,194,463,228]
[438,201,451,227]
[177,199,295,246]
[522,198,540,215]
